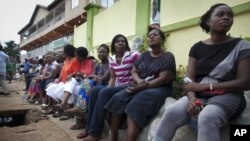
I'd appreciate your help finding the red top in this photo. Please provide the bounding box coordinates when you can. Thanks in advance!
[60,57,78,82]
[78,59,94,76]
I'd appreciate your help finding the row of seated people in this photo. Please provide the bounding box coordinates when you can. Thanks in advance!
[24,29,173,141]
[24,4,250,141]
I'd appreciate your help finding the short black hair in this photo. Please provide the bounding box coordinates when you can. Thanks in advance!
[111,34,130,55]
[63,44,75,57]
[148,28,166,44]
[76,47,88,59]
[98,44,110,54]
[199,3,229,33]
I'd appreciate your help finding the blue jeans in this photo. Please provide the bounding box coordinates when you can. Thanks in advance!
[86,85,126,137]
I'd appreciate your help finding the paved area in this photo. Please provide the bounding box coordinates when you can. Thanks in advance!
[0,79,84,141]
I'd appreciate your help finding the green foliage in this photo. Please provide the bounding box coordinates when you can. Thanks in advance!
[138,34,149,53]
[244,37,250,42]
[3,40,20,57]
[173,65,187,99]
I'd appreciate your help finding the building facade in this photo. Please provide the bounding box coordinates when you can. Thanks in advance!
[74,0,250,66]
[18,0,89,58]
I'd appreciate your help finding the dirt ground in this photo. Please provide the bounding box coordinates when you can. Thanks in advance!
[0,79,76,141]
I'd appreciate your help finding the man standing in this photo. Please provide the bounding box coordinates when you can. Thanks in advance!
[0,44,10,95]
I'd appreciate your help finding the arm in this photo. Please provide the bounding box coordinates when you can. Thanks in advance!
[107,68,116,87]
[127,67,174,94]
[185,57,250,93]
[147,70,173,88]
[101,67,110,82]
[185,56,197,101]
[184,56,198,116]
[207,57,250,92]
[131,66,144,84]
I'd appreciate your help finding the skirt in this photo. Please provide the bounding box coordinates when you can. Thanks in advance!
[104,86,172,129]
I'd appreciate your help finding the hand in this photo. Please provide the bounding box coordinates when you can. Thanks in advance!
[125,81,149,95]
[187,98,199,116]
[66,75,73,81]
[125,84,140,94]
[184,82,206,92]
[54,78,60,83]
[137,79,146,85]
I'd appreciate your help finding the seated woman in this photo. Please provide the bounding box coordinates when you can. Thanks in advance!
[88,44,110,87]
[153,3,250,141]
[77,34,139,141]
[27,58,44,101]
[59,47,95,110]
[27,52,57,104]
[67,44,110,129]
[104,28,176,141]
[36,52,57,104]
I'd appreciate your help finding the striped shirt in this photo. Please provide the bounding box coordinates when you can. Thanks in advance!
[109,51,139,86]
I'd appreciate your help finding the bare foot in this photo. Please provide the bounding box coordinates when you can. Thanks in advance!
[82,135,101,141]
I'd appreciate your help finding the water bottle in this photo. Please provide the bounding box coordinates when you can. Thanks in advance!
[189,99,202,130]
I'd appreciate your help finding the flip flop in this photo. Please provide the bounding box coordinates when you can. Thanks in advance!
[59,115,70,121]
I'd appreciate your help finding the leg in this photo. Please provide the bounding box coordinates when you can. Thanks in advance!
[126,116,140,141]
[76,86,105,139]
[111,113,122,141]
[197,104,228,141]
[0,76,9,94]
[153,96,190,141]
[62,78,78,108]
[61,91,71,108]
[88,86,126,137]
[85,86,105,132]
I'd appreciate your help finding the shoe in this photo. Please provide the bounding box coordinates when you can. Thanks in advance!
[44,108,54,115]
[54,104,63,112]
[70,122,84,130]
[28,99,36,103]
[41,104,48,110]
[34,101,41,105]
[52,111,63,118]
[76,131,89,139]
[59,115,70,121]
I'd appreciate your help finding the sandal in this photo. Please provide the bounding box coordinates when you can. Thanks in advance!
[70,122,84,130]
[41,104,48,110]
[76,131,89,139]
[59,115,70,121]
[44,108,54,115]
[52,111,63,118]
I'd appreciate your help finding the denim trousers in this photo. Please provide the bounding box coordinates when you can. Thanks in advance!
[86,85,126,137]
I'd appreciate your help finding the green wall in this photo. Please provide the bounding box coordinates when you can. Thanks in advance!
[93,0,137,48]
[74,23,87,48]
[74,0,250,66]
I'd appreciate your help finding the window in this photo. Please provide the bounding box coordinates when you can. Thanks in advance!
[71,0,79,9]
[101,0,114,8]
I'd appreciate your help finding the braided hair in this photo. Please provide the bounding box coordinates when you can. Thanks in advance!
[199,3,229,33]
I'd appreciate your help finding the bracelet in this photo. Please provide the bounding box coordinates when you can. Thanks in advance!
[209,83,213,91]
